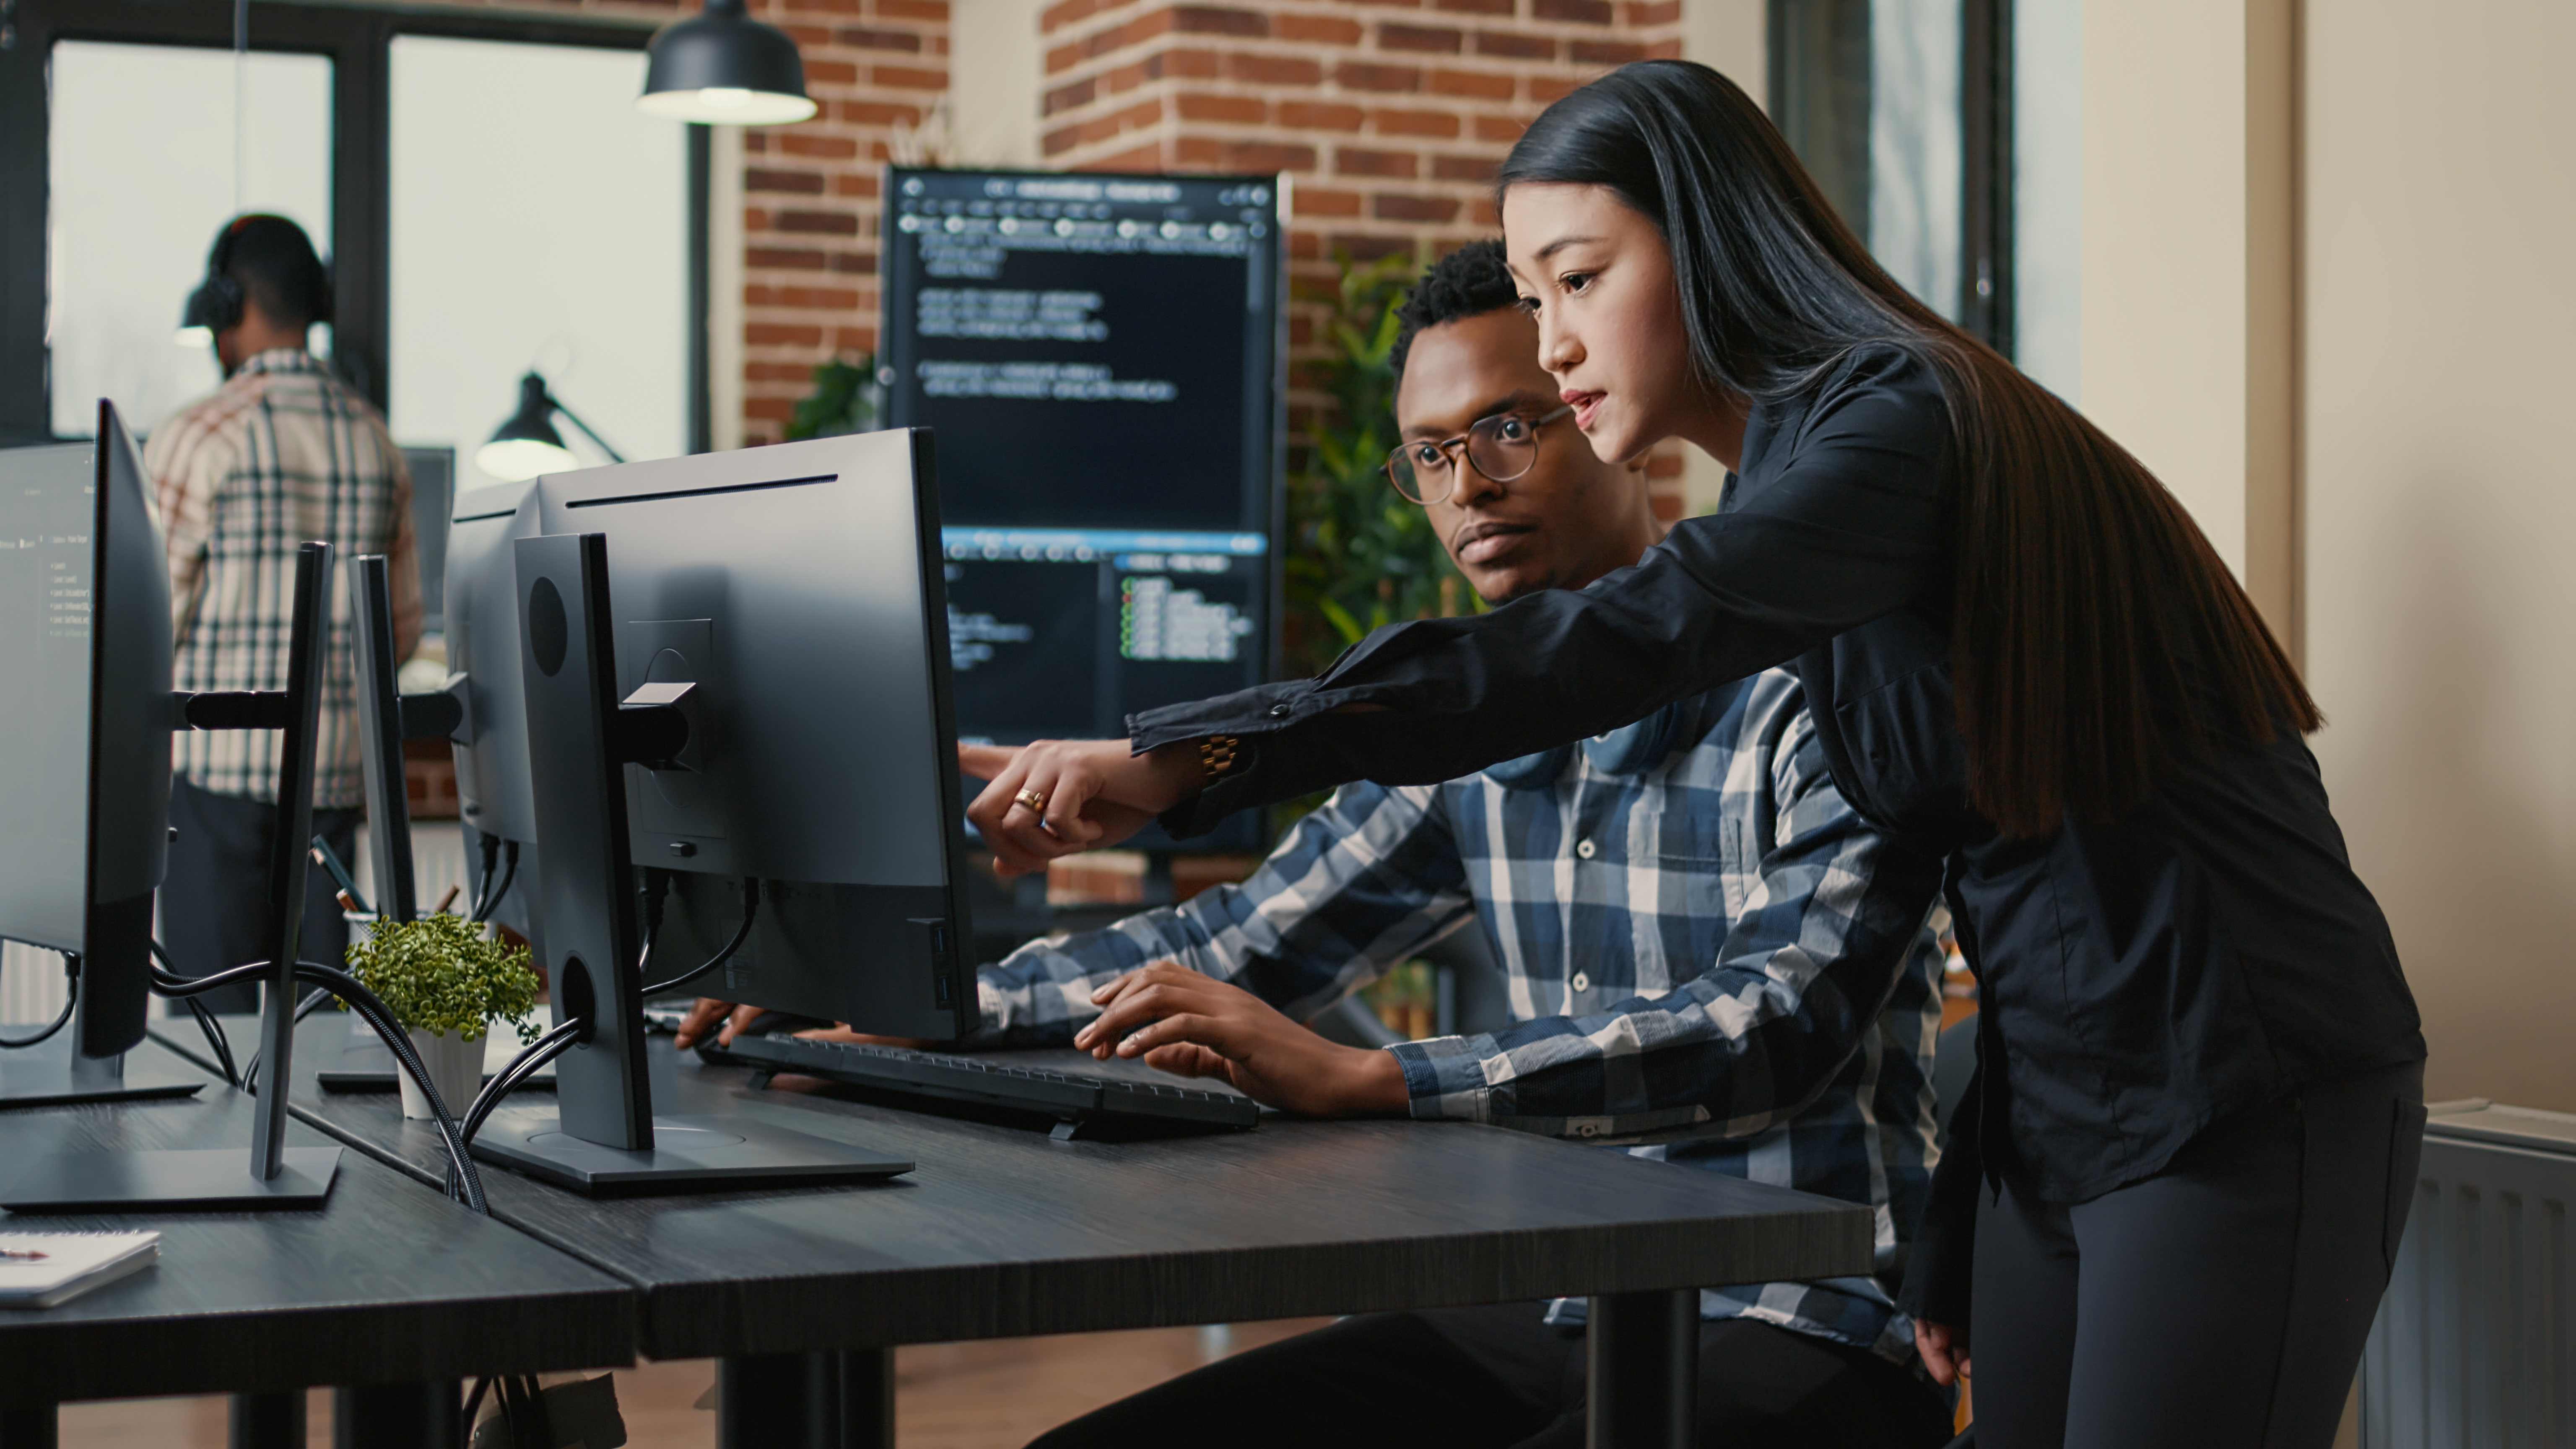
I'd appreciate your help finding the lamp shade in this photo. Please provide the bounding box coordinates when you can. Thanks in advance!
[477,373,579,483]
[637,0,818,125]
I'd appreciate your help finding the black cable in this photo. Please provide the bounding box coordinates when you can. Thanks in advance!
[240,989,334,1094]
[152,940,239,1085]
[495,1373,520,1447]
[639,877,761,998]
[0,952,78,1049]
[183,995,239,1088]
[460,1016,584,1147]
[150,954,489,1215]
[471,840,519,925]
[288,961,488,1215]
[467,832,501,921]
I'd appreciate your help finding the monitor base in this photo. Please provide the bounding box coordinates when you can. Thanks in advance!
[0,1039,205,1109]
[470,1113,912,1195]
[0,1146,340,1211]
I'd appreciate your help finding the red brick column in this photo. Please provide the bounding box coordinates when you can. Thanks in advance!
[1034,0,1687,513]
[729,0,955,444]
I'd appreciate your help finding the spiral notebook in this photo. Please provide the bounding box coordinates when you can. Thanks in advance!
[0,1231,160,1308]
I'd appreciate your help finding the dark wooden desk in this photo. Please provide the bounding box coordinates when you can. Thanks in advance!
[270,1017,1873,1449]
[0,1036,634,1448]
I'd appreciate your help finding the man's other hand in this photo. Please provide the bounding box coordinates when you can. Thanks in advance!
[1072,961,1408,1117]
[1914,1319,1970,1387]
[673,999,924,1051]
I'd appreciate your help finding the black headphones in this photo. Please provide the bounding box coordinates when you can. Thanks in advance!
[182,215,332,336]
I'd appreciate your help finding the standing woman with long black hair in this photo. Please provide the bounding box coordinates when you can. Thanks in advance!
[964,60,2424,1449]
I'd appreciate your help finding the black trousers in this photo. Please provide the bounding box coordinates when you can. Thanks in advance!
[1027,1303,1953,1449]
[160,777,363,1014]
[1971,1059,2426,1449]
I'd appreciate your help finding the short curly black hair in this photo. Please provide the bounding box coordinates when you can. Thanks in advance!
[1389,239,1522,381]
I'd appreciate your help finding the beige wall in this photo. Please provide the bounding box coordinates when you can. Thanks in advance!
[2303,0,2576,1111]
[2081,0,2251,571]
[1679,0,1763,514]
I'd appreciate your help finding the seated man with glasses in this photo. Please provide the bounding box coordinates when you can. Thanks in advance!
[680,239,1955,1449]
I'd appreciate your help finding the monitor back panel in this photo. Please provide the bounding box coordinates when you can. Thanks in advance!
[535,430,973,1039]
[0,444,99,953]
[447,479,543,847]
[533,430,957,889]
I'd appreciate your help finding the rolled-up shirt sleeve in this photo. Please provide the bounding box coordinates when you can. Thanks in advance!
[1385,711,1945,1137]
[964,780,1480,1048]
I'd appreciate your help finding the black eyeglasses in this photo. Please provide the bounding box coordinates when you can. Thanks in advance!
[1383,404,1576,506]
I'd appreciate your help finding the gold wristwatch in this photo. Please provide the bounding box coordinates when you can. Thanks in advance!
[1199,734,1240,782]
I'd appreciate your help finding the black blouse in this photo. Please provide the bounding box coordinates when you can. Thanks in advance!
[1130,343,2423,1204]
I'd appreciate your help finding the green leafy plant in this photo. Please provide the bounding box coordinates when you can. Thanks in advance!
[785,353,883,441]
[1280,251,1481,679]
[344,913,541,1044]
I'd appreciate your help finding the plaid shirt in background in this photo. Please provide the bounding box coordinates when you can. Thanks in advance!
[974,669,1950,1361]
[144,349,420,808]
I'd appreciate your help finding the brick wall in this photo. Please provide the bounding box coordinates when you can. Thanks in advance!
[429,0,1688,506]
[737,0,953,444]
[1032,0,1689,514]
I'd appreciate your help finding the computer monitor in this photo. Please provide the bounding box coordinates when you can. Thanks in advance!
[457,428,969,1191]
[400,445,456,636]
[882,167,1283,854]
[0,403,339,1207]
[446,479,545,949]
[0,427,197,1108]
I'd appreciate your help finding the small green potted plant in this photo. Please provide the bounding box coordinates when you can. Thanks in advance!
[345,913,542,1122]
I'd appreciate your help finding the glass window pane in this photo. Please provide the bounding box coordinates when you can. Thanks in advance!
[390,37,689,498]
[1870,0,1963,323]
[45,42,334,438]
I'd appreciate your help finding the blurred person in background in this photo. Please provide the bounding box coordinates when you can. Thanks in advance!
[148,214,419,1010]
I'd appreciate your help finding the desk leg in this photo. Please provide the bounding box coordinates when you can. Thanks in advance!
[0,1406,55,1449]
[721,1350,891,1449]
[837,1349,894,1449]
[332,1380,461,1448]
[1586,1289,1698,1449]
[228,1391,305,1449]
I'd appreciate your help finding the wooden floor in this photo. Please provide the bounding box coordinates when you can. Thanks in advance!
[53,1319,1336,1447]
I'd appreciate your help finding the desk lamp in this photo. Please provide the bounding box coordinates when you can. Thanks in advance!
[478,373,625,484]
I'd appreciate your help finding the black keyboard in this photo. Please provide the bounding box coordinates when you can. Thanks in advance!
[708,1034,1262,1140]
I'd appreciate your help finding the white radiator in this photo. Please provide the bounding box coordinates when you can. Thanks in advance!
[0,940,68,1025]
[2361,1099,2576,1449]
[0,822,475,1026]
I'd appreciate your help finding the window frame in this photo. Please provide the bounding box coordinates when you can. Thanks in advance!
[1765,0,2016,356]
[0,0,712,451]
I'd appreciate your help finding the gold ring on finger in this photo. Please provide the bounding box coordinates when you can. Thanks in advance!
[1014,787,1048,814]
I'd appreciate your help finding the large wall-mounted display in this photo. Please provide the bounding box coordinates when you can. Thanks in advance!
[883,167,1282,852]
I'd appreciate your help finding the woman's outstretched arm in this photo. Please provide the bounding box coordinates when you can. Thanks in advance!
[961,347,1953,862]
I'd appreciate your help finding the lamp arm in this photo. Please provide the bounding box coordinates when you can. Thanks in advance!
[544,391,628,465]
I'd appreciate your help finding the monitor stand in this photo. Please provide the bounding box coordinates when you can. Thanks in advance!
[0,1035,203,1109]
[1,943,340,1212]
[1,542,346,1211]
[472,532,909,1195]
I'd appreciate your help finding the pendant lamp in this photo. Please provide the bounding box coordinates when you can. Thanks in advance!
[636,0,819,125]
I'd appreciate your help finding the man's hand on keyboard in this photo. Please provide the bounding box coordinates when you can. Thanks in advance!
[673,998,927,1051]
[1073,961,1408,1117]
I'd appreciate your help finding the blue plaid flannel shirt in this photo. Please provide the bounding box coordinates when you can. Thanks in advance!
[973,669,1948,1361]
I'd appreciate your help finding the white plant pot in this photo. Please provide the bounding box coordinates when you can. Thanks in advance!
[399,1025,487,1122]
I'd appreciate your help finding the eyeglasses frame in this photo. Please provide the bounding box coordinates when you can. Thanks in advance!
[1382,402,1578,506]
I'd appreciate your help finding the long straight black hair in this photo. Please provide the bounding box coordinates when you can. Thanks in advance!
[1498,60,2317,836]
